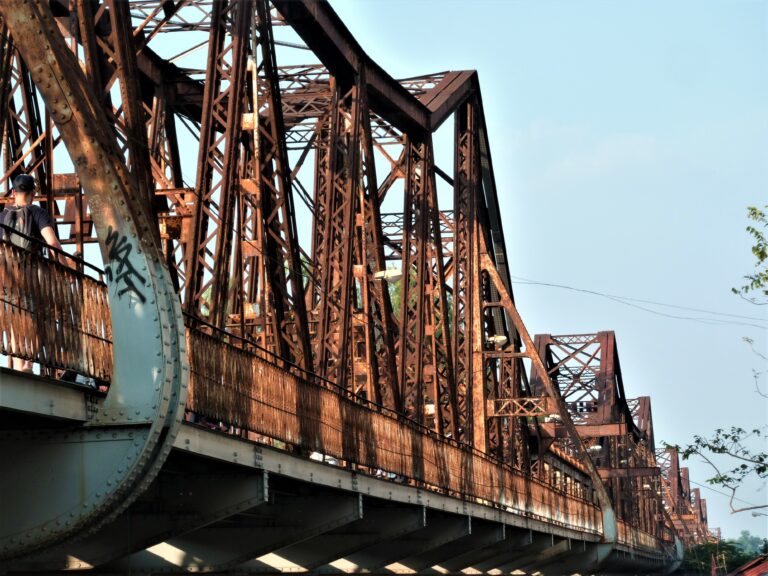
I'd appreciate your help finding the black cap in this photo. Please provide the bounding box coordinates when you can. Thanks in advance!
[13,174,35,193]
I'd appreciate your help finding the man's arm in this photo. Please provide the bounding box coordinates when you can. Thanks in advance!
[31,206,65,264]
[40,225,64,263]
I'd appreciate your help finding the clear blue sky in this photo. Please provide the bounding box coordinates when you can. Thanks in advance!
[331,0,768,539]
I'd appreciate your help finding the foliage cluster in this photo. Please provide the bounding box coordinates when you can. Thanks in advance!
[680,206,768,513]
[681,531,767,574]
[732,205,768,304]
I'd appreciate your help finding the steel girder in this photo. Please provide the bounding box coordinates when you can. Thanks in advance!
[238,0,312,368]
[452,98,482,445]
[398,137,456,432]
[184,0,251,324]
[311,78,360,387]
[351,85,400,409]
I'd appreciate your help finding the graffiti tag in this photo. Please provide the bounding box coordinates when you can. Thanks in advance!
[105,226,147,304]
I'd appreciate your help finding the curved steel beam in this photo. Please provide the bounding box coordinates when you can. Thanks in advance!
[0,0,187,560]
[663,536,685,575]
[273,0,429,135]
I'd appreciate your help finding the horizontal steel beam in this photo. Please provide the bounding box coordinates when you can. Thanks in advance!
[175,423,601,542]
[598,467,660,479]
[0,369,88,423]
[538,422,627,438]
[272,0,430,135]
[490,397,553,417]
[263,501,425,571]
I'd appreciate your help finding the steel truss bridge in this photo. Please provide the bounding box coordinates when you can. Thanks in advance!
[0,1,711,573]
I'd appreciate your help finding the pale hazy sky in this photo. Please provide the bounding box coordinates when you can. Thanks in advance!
[331,0,768,539]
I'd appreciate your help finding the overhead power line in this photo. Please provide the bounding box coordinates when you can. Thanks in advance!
[511,276,768,330]
[687,477,766,509]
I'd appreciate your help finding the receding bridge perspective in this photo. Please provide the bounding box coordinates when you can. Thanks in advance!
[0,1,713,573]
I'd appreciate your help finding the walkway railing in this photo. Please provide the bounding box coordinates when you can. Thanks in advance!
[618,518,675,549]
[0,231,112,380]
[186,326,602,534]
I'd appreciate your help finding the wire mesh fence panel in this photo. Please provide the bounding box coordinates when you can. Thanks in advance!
[0,241,112,380]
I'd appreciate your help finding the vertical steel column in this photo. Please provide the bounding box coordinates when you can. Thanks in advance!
[598,332,624,519]
[4,56,50,197]
[399,137,430,423]
[0,24,13,144]
[493,351,530,468]
[392,134,458,430]
[147,86,185,291]
[423,150,458,436]
[245,0,312,368]
[452,99,479,444]
[454,98,491,450]
[307,115,331,316]
[73,0,104,95]
[106,0,157,217]
[185,0,251,328]
[356,82,401,409]
[74,1,153,211]
[313,78,361,386]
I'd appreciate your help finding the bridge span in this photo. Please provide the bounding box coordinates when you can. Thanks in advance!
[0,0,709,573]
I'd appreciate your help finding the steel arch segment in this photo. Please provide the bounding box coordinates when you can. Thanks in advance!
[0,0,187,560]
[662,536,685,575]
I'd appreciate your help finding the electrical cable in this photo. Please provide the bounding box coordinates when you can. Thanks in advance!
[686,477,766,509]
[512,275,766,321]
[511,276,767,330]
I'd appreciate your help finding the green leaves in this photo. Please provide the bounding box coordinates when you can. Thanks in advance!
[682,538,764,573]
[680,207,768,513]
[733,205,768,304]
[677,426,768,513]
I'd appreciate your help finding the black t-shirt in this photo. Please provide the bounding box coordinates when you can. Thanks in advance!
[0,204,53,244]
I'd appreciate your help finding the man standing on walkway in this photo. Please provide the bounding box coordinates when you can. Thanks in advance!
[1,174,62,372]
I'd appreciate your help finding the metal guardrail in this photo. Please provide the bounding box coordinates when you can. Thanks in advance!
[618,519,675,549]
[0,230,112,380]
[186,327,603,534]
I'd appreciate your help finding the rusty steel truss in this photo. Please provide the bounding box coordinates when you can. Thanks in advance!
[0,0,708,560]
[656,446,713,546]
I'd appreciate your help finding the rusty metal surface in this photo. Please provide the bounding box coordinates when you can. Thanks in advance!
[530,332,681,545]
[0,0,704,562]
[617,519,673,550]
[0,0,188,558]
[0,239,112,380]
[656,446,714,545]
[185,325,602,534]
